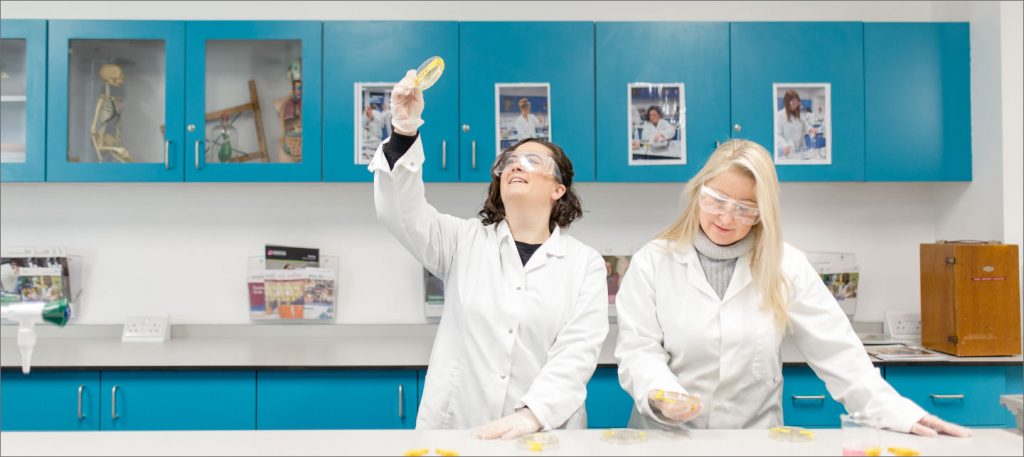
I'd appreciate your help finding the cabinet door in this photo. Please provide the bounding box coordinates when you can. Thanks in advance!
[781,365,848,427]
[257,369,417,429]
[731,22,865,181]
[864,23,970,181]
[585,366,634,428]
[885,365,1006,427]
[46,20,186,182]
[0,20,47,182]
[184,21,321,182]
[459,22,595,183]
[1006,365,1023,428]
[324,21,459,182]
[595,22,730,182]
[0,370,100,431]
[100,370,256,430]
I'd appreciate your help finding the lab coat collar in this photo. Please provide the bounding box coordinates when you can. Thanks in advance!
[721,251,753,304]
[495,221,567,272]
[670,242,722,302]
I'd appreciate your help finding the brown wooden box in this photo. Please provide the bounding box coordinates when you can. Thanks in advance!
[921,242,1021,356]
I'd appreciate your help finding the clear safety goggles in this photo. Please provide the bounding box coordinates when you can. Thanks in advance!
[698,185,760,225]
[493,152,562,183]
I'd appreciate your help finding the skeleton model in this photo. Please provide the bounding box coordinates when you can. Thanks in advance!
[90,63,133,163]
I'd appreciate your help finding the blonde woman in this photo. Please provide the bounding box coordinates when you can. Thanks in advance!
[614,139,969,436]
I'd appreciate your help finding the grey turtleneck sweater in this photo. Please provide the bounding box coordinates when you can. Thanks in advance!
[692,229,754,300]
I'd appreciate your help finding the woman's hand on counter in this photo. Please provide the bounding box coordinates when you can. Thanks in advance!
[909,414,971,438]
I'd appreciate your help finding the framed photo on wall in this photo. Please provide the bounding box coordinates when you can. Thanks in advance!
[628,83,686,166]
[495,83,551,157]
[773,82,831,165]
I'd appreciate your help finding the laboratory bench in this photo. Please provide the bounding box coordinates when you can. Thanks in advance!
[1,324,1021,431]
[1,428,1022,456]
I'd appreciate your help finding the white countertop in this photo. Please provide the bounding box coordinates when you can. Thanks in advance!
[1,324,1021,369]
[1,428,1021,456]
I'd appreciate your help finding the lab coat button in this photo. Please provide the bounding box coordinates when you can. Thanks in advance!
[500,374,506,380]
[515,286,522,291]
[507,328,514,334]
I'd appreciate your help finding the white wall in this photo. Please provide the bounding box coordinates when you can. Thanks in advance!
[1,1,1018,326]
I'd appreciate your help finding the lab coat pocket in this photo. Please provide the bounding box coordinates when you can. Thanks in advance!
[750,327,783,388]
[423,365,462,429]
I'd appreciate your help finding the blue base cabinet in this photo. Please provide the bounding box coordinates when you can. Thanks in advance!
[257,369,417,429]
[585,366,634,428]
[100,370,256,430]
[781,365,848,427]
[1,370,100,431]
[885,365,1014,428]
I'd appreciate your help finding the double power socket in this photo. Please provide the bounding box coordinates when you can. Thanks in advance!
[884,312,922,338]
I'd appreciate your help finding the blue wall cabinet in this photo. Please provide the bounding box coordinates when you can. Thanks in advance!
[257,369,418,429]
[731,23,865,181]
[46,21,186,182]
[99,370,256,430]
[1,370,101,431]
[0,20,47,182]
[585,366,634,428]
[595,22,730,182]
[864,23,971,181]
[324,22,459,182]
[459,22,595,183]
[184,21,322,182]
[885,365,1007,427]
[781,365,849,427]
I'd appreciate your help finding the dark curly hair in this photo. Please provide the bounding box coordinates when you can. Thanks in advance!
[478,138,583,231]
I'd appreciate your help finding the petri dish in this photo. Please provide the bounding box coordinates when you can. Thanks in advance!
[601,428,648,445]
[516,432,559,452]
[768,426,815,442]
[653,389,701,408]
[414,56,445,91]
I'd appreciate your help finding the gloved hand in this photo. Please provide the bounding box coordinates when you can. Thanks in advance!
[390,69,425,136]
[909,414,971,437]
[472,408,542,440]
[648,389,701,422]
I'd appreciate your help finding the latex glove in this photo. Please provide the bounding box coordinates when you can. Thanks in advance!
[472,408,542,440]
[390,69,425,136]
[908,414,971,437]
[648,389,701,422]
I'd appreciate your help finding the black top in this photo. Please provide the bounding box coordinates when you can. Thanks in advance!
[382,131,541,266]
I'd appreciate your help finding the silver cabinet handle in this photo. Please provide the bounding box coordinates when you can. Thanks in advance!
[194,141,201,170]
[792,395,826,400]
[398,384,405,419]
[111,385,120,419]
[930,394,965,400]
[441,140,447,170]
[77,385,85,420]
[733,123,742,133]
[164,140,170,170]
[471,141,477,169]
[716,140,721,148]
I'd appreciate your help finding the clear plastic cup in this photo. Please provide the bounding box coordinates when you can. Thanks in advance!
[841,412,881,456]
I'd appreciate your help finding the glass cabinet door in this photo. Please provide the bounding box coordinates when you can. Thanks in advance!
[46,21,185,182]
[185,22,321,182]
[1,20,46,182]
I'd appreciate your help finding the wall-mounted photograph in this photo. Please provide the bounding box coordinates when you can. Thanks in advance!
[773,82,831,165]
[628,83,685,165]
[495,83,550,155]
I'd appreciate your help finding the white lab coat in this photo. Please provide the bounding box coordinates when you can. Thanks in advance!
[514,114,542,141]
[614,239,927,432]
[640,119,676,143]
[775,109,812,154]
[369,135,609,431]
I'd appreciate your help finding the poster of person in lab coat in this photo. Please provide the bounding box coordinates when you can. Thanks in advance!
[629,83,685,165]
[495,83,550,156]
[773,83,831,165]
[354,83,394,165]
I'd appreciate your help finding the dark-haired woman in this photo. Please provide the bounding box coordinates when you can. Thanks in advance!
[369,70,608,440]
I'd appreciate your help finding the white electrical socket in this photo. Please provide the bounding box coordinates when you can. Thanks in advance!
[884,312,921,338]
[121,315,170,343]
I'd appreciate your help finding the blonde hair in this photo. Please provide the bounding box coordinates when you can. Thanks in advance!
[657,139,790,328]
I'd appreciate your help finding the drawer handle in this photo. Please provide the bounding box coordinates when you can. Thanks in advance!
[164,140,170,170]
[398,384,405,419]
[792,395,826,401]
[471,140,477,169]
[441,140,447,170]
[111,385,120,419]
[77,385,85,420]
[930,394,965,400]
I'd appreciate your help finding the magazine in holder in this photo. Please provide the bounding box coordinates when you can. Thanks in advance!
[248,255,337,323]
[1,247,84,324]
[806,251,859,321]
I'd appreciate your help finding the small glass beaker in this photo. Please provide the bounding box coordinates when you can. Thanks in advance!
[841,412,881,456]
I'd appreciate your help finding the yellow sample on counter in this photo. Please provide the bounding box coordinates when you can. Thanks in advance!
[526,440,544,452]
[887,447,921,456]
[865,447,881,456]
[435,448,459,457]
[403,449,429,457]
